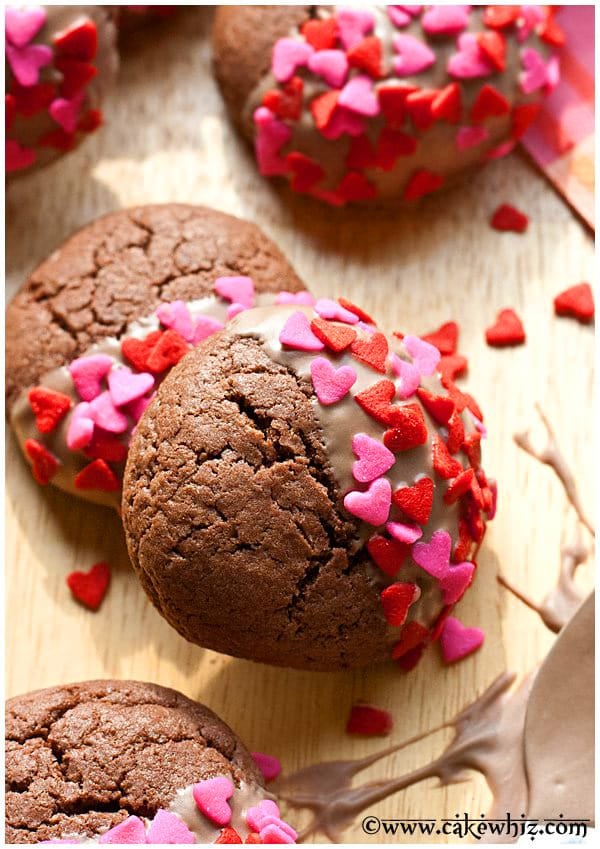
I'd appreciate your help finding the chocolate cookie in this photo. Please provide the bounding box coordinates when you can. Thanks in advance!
[6,203,307,508]
[212,5,562,206]
[123,300,495,671]
[5,679,296,845]
[5,5,118,177]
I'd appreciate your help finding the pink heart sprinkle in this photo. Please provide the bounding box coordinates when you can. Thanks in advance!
[404,335,440,376]
[393,34,436,76]
[447,33,494,79]
[387,6,422,28]
[455,125,489,151]
[214,275,255,309]
[126,392,154,424]
[252,751,282,783]
[337,7,375,49]
[5,139,36,173]
[352,433,395,483]
[193,315,225,344]
[390,354,421,399]
[314,298,359,324]
[156,300,196,341]
[279,311,324,351]
[66,402,95,451]
[5,5,46,47]
[412,529,453,579]
[192,776,234,827]
[310,357,357,405]
[344,477,392,526]
[545,56,560,93]
[254,107,292,175]
[520,47,552,94]
[517,5,545,42]
[246,800,281,833]
[320,104,366,140]
[68,354,114,401]
[88,391,129,434]
[275,290,316,306]
[308,49,349,88]
[439,616,484,663]
[146,809,195,844]
[338,74,380,117]
[48,93,84,134]
[226,303,246,320]
[386,521,423,544]
[259,819,298,844]
[421,5,470,35]
[108,367,154,408]
[485,140,515,160]
[272,37,314,82]
[6,42,52,87]
[99,816,147,844]
[439,561,475,604]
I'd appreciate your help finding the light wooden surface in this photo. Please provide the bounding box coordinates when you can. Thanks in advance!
[5,8,595,843]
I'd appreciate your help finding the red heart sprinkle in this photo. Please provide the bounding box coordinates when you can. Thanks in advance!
[244,834,262,844]
[54,19,98,61]
[430,605,453,643]
[462,431,482,469]
[346,703,393,736]
[6,93,16,129]
[490,203,529,233]
[391,620,429,660]
[350,331,389,372]
[444,468,475,504]
[397,643,426,671]
[66,561,111,611]
[446,409,465,455]
[355,379,397,425]
[287,151,325,192]
[377,83,416,129]
[74,459,120,492]
[24,438,60,485]
[301,16,338,50]
[263,76,303,121]
[215,828,243,845]
[55,57,97,98]
[383,403,428,452]
[511,102,541,139]
[28,386,72,433]
[338,298,375,324]
[310,89,339,131]
[485,308,526,347]
[11,80,55,116]
[374,127,417,170]
[432,435,463,480]
[83,431,128,464]
[310,318,356,352]
[416,388,455,425]
[404,169,444,202]
[431,82,462,124]
[346,134,376,169]
[121,329,163,373]
[38,127,77,151]
[438,354,468,381]
[381,583,419,627]
[483,5,520,29]
[553,283,594,323]
[78,107,102,133]
[366,534,409,576]
[405,88,438,131]
[477,31,506,71]
[336,171,378,203]
[421,321,458,355]
[453,519,473,562]
[347,35,383,79]
[470,84,510,123]
[442,376,483,421]
[538,14,565,47]
[392,477,434,524]
[466,502,486,543]
[146,329,190,373]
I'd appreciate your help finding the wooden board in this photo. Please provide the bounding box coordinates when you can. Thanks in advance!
[5,8,595,843]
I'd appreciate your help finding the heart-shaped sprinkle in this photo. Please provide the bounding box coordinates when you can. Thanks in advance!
[54,19,98,61]
[276,290,315,306]
[439,561,476,603]
[444,468,474,504]
[352,433,395,483]
[24,438,60,485]
[89,391,129,433]
[146,810,195,844]
[404,169,444,201]
[301,17,338,50]
[263,76,304,121]
[344,477,392,526]
[346,703,393,735]
[405,88,438,131]
[6,42,52,87]
[422,5,469,35]
[251,752,282,783]
[259,822,297,845]
[74,459,120,492]
[66,561,111,611]
[381,582,420,627]
[490,203,528,233]
[438,354,468,382]
[432,435,463,479]
[54,56,97,98]
[393,34,436,75]
[308,49,348,88]
[420,321,458,355]
[254,106,292,175]
[5,5,46,47]
[121,330,162,373]
[337,7,374,49]
[382,403,428,452]
[446,409,466,455]
[156,300,196,341]
[520,47,551,93]
[108,367,154,408]
[447,33,494,79]
[272,37,314,82]
[280,311,324,351]
[554,282,594,323]
[146,329,189,373]
[366,534,409,576]
[214,826,243,844]
[387,6,422,28]
[431,82,462,124]
[392,477,434,524]
[403,335,440,375]
[390,354,421,399]
[48,93,83,133]
[314,298,359,325]
[5,139,36,173]
[28,386,72,434]
[246,800,281,833]
[392,620,429,660]
[456,125,489,151]
[68,353,113,401]
[378,83,417,128]
[83,430,127,464]
[412,529,452,579]
[227,304,245,320]
[338,74,379,117]
[193,777,234,827]
[470,84,510,123]
[347,35,383,79]
[320,103,366,140]
[66,402,95,451]
[417,387,455,425]
[192,316,225,344]
[214,276,255,309]
[99,816,146,844]
[485,308,526,347]
[484,5,520,29]
[478,30,506,71]
[310,318,356,352]
[439,616,485,663]
[126,392,154,425]
[386,520,422,544]
[310,357,357,405]
[354,379,399,425]
[350,331,389,372]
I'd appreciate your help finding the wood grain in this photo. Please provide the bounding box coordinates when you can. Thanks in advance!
[5,8,595,843]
